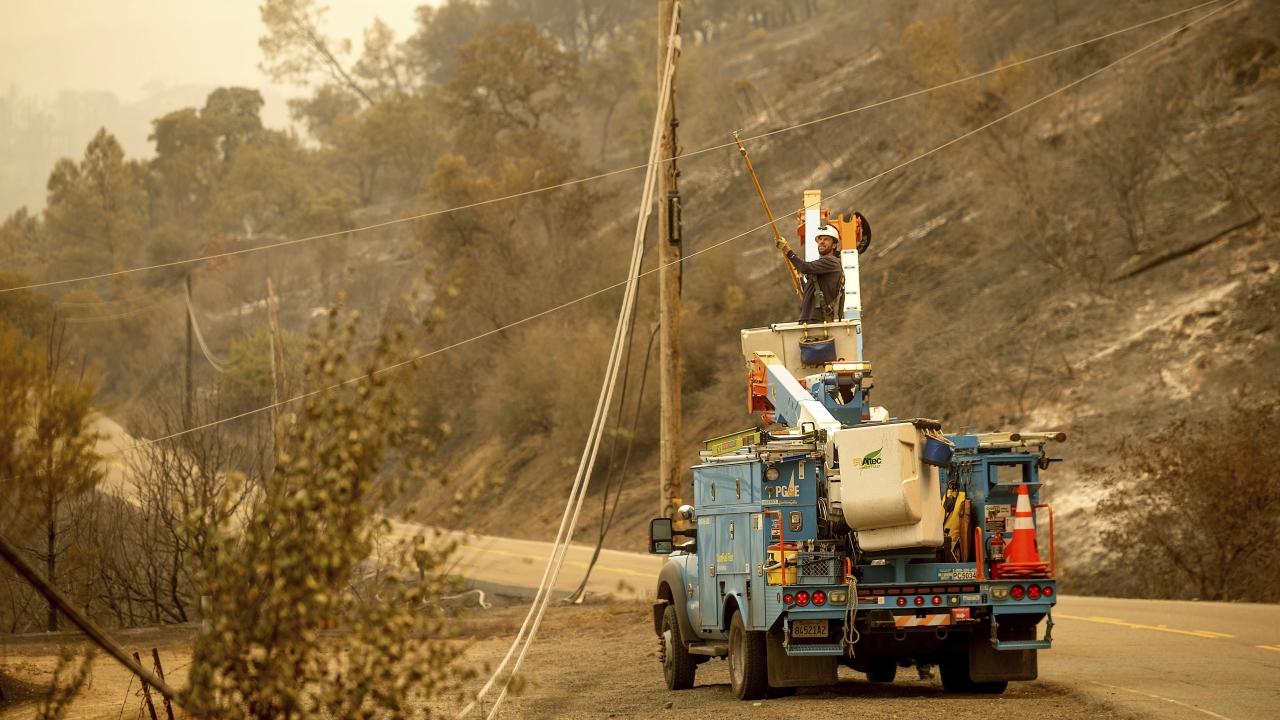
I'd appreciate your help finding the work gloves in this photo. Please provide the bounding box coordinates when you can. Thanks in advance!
[775,236,791,253]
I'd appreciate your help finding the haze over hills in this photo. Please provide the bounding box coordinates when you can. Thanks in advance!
[0,0,1276,634]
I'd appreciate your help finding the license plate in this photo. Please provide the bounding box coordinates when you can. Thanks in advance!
[791,619,828,638]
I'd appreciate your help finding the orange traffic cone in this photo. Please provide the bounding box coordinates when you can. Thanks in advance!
[993,483,1050,579]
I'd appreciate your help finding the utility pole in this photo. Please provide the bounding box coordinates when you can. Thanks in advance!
[184,272,193,428]
[266,277,283,425]
[657,0,683,522]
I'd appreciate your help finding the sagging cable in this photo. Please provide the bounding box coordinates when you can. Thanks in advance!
[457,6,683,719]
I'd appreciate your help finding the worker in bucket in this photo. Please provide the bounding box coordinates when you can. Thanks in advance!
[776,225,843,324]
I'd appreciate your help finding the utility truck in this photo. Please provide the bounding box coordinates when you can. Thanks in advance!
[647,190,1062,699]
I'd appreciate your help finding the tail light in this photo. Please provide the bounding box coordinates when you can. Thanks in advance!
[783,593,794,604]
[796,591,810,606]
[896,596,907,607]
[1043,586,1054,598]
[1009,585,1026,601]
[914,596,925,606]
[813,590,826,606]
[1027,585,1042,600]
[931,595,942,606]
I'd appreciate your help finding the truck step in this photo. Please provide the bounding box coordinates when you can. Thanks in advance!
[688,643,728,656]
[991,638,1051,651]
[786,643,844,656]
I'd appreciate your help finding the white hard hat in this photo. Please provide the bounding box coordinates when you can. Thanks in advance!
[814,225,840,242]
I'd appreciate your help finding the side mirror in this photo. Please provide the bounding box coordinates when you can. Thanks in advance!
[648,517,675,554]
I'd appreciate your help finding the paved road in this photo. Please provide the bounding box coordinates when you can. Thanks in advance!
[413,530,1279,719]
[1046,595,1280,720]
[387,521,665,600]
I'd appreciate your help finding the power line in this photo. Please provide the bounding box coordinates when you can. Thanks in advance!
[0,0,1227,297]
[95,0,1237,462]
[184,285,235,373]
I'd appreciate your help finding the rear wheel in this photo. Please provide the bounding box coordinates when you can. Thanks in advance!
[865,658,897,683]
[661,605,696,690]
[728,610,768,700]
[940,654,1008,695]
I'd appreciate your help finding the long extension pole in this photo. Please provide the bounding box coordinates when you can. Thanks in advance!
[735,131,803,297]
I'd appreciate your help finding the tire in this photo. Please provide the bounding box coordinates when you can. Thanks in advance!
[940,656,972,693]
[728,610,769,700]
[661,605,697,690]
[940,655,1007,695]
[865,658,897,683]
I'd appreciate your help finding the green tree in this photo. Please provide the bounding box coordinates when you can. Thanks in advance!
[444,19,581,157]
[0,206,41,274]
[202,87,266,164]
[217,324,303,416]
[182,302,469,718]
[44,129,148,280]
[259,0,374,104]
[403,0,485,85]
[6,326,105,631]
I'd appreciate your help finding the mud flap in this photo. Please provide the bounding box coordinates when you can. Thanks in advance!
[968,624,1037,682]
[765,631,837,688]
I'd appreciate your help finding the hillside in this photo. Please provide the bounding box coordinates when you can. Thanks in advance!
[397,0,1280,597]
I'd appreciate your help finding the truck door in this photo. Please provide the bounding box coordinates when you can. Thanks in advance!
[696,516,717,631]
[711,513,751,629]
[748,512,766,628]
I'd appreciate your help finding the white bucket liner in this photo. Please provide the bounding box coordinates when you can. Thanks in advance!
[831,422,944,551]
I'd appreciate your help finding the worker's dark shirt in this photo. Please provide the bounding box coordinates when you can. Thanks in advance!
[786,250,842,324]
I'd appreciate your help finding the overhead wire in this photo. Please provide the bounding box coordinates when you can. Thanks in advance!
[60,293,184,324]
[0,0,1229,297]
[92,0,1238,462]
[460,10,682,717]
[183,285,235,373]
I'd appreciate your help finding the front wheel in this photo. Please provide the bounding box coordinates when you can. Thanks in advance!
[661,605,696,690]
[728,610,768,700]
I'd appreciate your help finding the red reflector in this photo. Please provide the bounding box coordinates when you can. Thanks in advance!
[1010,585,1025,601]
[783,593,794,604]
[951,607,971,621]
[813,590,826,606]
[946,587,961,593]
[961,586,977,593]
[914,596,925,606]
[797,591,810,606]
[1043,586,1055,598]
[885,589,898,595]
[931,595,942,606]
[896,597,907,607]
[1027,585,1042,600]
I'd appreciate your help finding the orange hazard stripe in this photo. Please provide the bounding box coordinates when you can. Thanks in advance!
[894,613,951,627]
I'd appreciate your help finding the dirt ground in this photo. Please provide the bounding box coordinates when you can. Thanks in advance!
[1,597,1136,719]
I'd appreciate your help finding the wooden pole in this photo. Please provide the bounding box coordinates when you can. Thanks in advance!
[0,533,182,704]
[657,0,683,523]
[266,277,282,423]
[184,272,193,428]
[134,651,160,720]
[151,648,176,720]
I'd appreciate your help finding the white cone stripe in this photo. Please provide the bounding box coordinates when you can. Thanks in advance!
[1013,517,1035,530]
[1016,493,1033,514]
